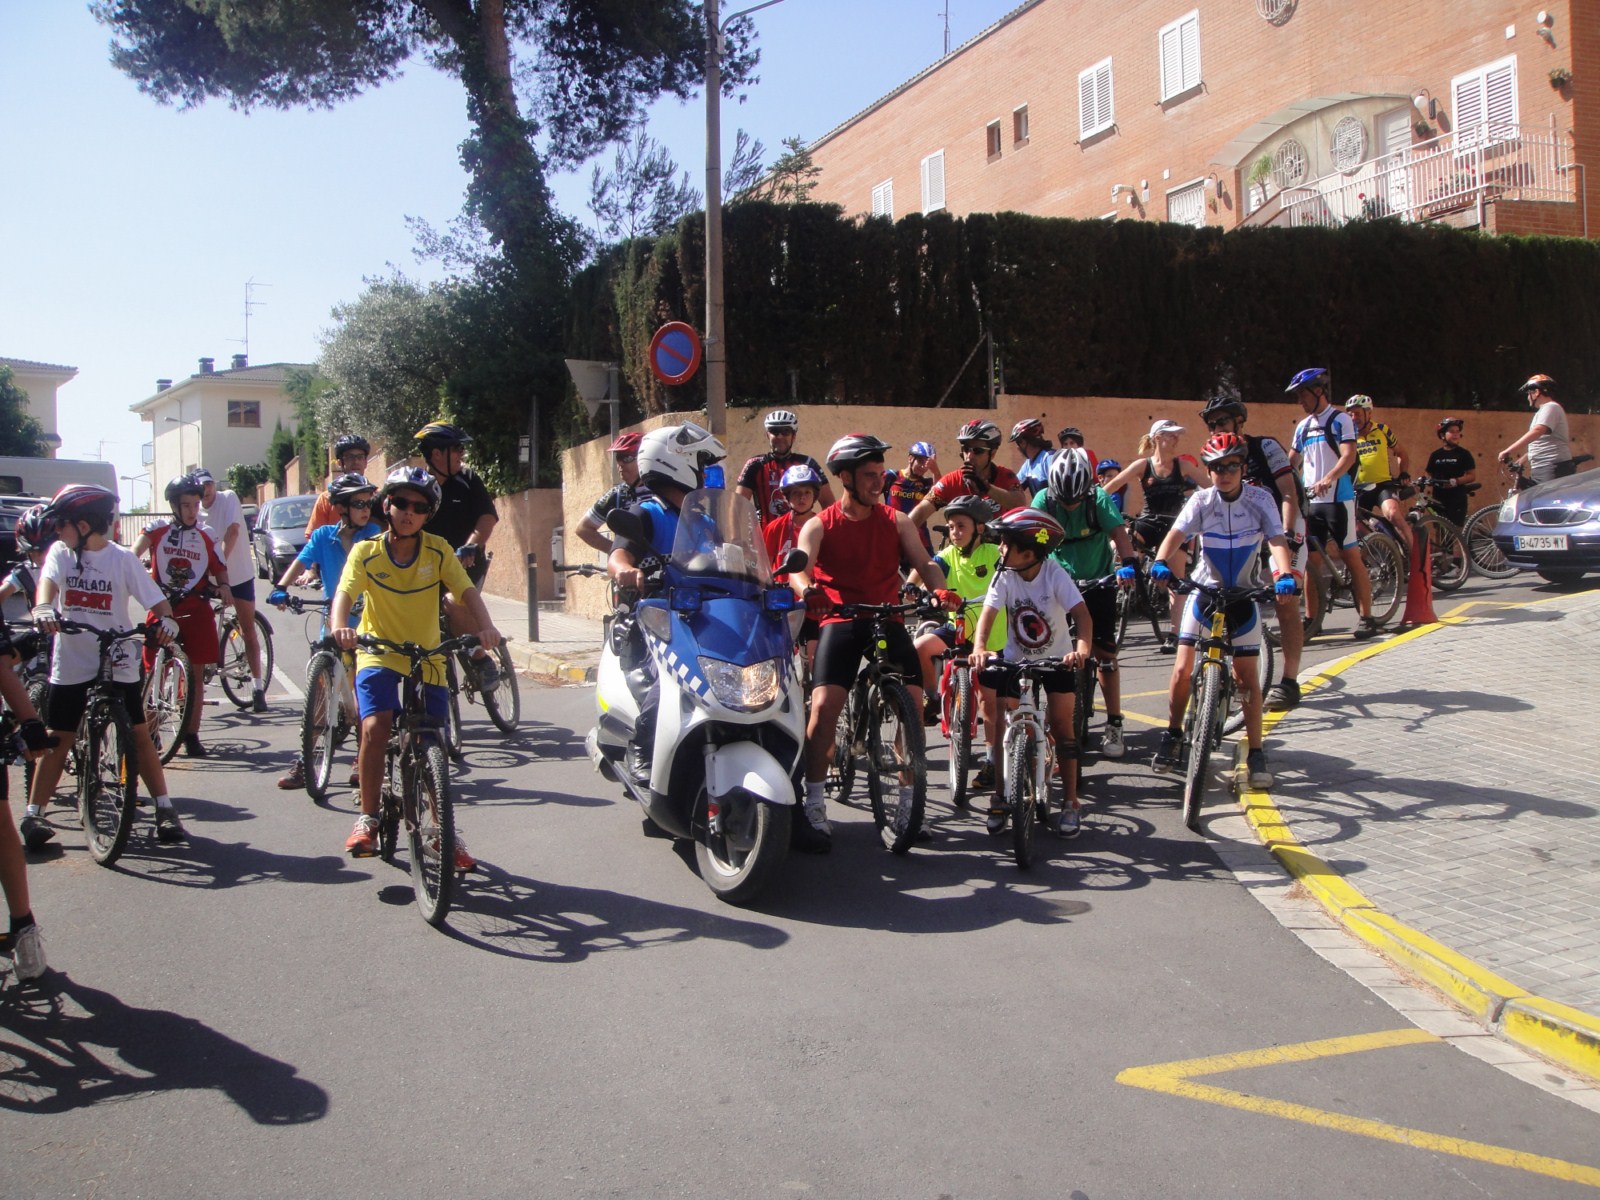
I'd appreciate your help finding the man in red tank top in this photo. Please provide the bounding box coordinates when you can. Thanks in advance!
[791,435,958,853]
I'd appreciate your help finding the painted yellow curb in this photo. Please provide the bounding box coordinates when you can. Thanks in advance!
[1236,593,1600,1085]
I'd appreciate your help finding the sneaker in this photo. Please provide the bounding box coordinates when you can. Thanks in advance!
[1246,748,1274,789]
[1352,617,1381,641]
[154,807,187,844]
[181,733,207,758]
[19,814,55,850]
[923,694,940,727]
[11,923,46,982]
[453,835,476,873]
[791,802,832,854]
[986,804,1008,835]
[1101,720,1126,759]
[1159,633,1179,655]
[1267,679,1301,711]
[1055,805,1082,839]
[345,814,380,857]
[475,655,501,692]
[277,760,306,790]
[1151,730,1182,775]
[251,687,268,713]
[973,761,995,791]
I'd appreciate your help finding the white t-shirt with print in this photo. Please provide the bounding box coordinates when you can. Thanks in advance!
[201,488,254,586]
[40,541,167,685]
[984,558,1085,663]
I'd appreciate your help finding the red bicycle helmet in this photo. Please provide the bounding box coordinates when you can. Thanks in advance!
[990,506,1066,555]
[14,504,54,553]
[1008,417,1046,444]
[607,432,643,455]
[1200,432,1249,465]
[44,483,118,526]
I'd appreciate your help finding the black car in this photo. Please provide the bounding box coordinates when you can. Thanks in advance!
[1491,467,1600,584]
[251,494,317,581]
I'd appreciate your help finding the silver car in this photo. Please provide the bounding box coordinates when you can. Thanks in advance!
[251,494,317,581]
[1491,467,1600,585]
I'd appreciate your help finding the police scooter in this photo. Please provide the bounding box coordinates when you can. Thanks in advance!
[588,486,808,904]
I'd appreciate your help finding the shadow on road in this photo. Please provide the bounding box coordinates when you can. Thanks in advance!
[0,972,327,1123]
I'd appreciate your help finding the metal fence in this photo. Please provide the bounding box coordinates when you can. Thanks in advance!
[1280,123,1576,230]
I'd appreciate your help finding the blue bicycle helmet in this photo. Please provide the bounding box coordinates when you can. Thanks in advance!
[909,441,935,458]
[1285,367,1329,394]
[1096,459,1121,474]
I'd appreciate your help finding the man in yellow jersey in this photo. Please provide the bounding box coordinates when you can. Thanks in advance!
[1346,395,1414,550]
[332,466,502,866]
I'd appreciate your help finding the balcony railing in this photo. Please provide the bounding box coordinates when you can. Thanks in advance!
[1279,123,1576,229]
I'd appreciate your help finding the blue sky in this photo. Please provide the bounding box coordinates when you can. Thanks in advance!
[0,1,1019,504]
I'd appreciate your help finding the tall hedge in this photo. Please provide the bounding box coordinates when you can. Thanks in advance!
[568,203,1600,419]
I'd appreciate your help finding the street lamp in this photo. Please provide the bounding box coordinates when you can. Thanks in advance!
[163,415,197,473]
[119,474,148,512]
[704,0,787,438]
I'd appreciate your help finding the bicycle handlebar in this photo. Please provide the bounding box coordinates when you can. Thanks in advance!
[553,562,607,578]
[356,633,482,663]
[1168,578,1275,604]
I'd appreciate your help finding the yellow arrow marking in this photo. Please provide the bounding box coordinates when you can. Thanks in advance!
[1118,1029,1600,1188]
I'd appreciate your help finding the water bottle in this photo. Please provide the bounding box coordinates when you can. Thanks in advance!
[703,464,725,490]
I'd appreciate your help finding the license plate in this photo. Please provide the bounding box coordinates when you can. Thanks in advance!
[1514,534,1569,551]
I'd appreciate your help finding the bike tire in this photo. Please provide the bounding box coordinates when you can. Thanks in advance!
[1420,516,1469,592]
[442,655,465,763]
[480,642,521,733]
[865,677,926,855]
[218,611,276,708]
[407,740,456,927]
[1181,662,1222,832]
[694,785,789,905]
[1221,604,1276,736]
[1115,583,1133,650]
[824,684,858,806]
[23,677,49,799]
[79,702,138,865]
[1464,504,1516,579]
[301,652,340,802]
[143,643,195,768]
[946,664,973,810]
[1005,726,1037,869]
[1359,532,1406,627]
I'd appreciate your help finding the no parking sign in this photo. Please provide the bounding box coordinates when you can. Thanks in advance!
[648,321,703,386]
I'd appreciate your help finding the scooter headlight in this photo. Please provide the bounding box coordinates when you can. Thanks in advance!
[698,656,780,711]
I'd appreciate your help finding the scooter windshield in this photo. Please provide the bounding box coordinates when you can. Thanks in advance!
[670,488,775,586]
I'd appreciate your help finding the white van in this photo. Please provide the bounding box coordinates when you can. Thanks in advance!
[0,455,119,502]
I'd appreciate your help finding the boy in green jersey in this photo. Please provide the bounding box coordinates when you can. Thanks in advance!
[1029,449,1139,758]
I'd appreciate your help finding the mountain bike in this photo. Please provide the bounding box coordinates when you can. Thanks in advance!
[1302,526,1405,635]
[825,599,938,854]
[282,595,353,802]
[142,640,195,767]
[210,595,275,709]
[9,625,53,795]
[986,659,1069,870]
[935,597,985,810]
[1071,575,1121,761]
[1169,579,1275,832]
[1115,542,1170,649]
[1401,480,1470,591]
[358,633,478,927]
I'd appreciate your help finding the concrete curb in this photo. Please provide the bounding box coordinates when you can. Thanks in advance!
[504,640,597,684]
[1233,595,1600,1086]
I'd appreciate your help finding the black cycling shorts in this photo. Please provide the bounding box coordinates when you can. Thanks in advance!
[1307,500,1358,550]
[1074,586,1118,654]
[979,660,1076,699]
[812,619,920,691]
[45,679,147,734]
[1356,483,1403,511]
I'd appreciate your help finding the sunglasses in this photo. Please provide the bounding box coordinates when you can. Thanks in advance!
[614,454,637,464]
[959,445,989,456]
[347,499,375,509]
[1208,460,1244,475]
[386,497,432,514]
[1205,418,1235,429]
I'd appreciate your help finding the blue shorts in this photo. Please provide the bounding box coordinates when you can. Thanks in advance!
[355,665,449,722]
[230,577,257,604]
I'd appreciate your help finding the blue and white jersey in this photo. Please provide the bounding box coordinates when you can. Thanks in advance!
[1292,407,1358,502]
[1015,448,1054,498]
[1170,483,1285,589]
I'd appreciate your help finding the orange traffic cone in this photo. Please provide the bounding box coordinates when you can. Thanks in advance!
[1398,518,1437,627]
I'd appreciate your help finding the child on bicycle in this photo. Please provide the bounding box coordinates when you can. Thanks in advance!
[0,620,56,980]
[912,494,1004,785]
[969,507,1092,839]
[0,505,54,611]
[330,467,501,868]
[1149,433,1299,790]
[25,484,185,848]
[132,474,234,759]
[270,472,381,789]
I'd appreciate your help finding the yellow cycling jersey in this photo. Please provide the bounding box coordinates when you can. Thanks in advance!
[338,532,474,685]
[1354,422,1399,486]
[935,542,1007,651]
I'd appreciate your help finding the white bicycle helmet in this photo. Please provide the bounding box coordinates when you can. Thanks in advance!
[1046,447,1096,504]
[637,421,727,493]
[764,409,799,432]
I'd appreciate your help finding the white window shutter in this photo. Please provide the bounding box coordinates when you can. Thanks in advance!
[871,180,893,218]
[1181,15,1200,91]
[920,152,944,212]
[1079,70,1097,138]
[1160,25,1183,99]
[1453,72,1485,149]
[1096,64,1113,129]
[1484,60,1516,138]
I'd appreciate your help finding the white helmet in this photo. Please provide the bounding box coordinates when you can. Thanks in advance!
[764,409,799,432]
[637,421,727,492]
[1047,447,1096,504]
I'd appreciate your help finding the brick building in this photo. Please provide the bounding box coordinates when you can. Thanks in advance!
[806,0,1597,238]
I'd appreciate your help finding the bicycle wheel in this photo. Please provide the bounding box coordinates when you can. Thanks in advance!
[79,702,139,865]
[1358,532,1406,627]
[824,685,858,805]
[406,740,456,927]
[143,644,195,767]
[1180,662,1223,832]
[1115,584,1134,649]
[301,652,340,801]
[1004,726,1037,869]
[1222,605,1275,736]
[441,655,465,763]
[1419,516,1469,592]
[23,677,49,799]
[945,664,974,810]
[1464,504,1516,579]
[218,611,275,708]
[865,678,926,855]
[480,642,521,733]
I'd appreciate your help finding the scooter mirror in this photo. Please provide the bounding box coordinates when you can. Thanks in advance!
[605,509,645,544]
[777,548,808,575]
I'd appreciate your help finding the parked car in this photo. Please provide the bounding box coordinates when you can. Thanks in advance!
[1491,467,1600,585]
[251,494,317,581]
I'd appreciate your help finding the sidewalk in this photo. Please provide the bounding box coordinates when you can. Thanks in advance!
[481,592,603,683]
[1240,587,1600,1082]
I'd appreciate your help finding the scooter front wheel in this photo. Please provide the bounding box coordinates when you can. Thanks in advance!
[695,788,789,906]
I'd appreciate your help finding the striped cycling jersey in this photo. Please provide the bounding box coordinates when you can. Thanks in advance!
[1169,483,1285,590]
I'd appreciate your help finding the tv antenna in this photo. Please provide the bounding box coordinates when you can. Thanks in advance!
[940,0,951,55]
[227,278,271,358]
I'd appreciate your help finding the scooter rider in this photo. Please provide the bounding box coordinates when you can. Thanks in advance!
[606,422,728,783]
[792,435,959,853]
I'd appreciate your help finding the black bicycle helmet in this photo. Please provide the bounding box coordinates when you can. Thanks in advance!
[328,472,377,505]
[825,434,892,475]
[14,504,54,553]
[1057,426,1084,445]
[1436,417,1465,437]
[943,494,998,524]
[379,465,442,512]
[414,421,471,454]
[956,419,1002,451]
[333,433,371,459]
[1200,395,1248,425]
[164,473,203,512]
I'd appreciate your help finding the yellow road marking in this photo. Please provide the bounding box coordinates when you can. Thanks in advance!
[1117,708,1171,728]
[1118,1029,1600,1188]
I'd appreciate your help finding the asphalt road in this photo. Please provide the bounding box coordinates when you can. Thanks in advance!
[3,572,1597,1199]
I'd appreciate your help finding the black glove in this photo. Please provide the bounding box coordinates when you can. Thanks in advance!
[19,719,55,752]
[961,467,990,497]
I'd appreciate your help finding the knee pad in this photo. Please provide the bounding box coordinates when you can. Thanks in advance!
[1055,739,1079,762]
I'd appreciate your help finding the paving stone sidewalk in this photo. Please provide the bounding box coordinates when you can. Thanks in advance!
[481,592,602,682]
[1263,588,1600,1018]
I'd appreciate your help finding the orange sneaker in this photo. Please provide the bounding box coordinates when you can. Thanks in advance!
[453,835,476,873]
[345,814,380,857]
